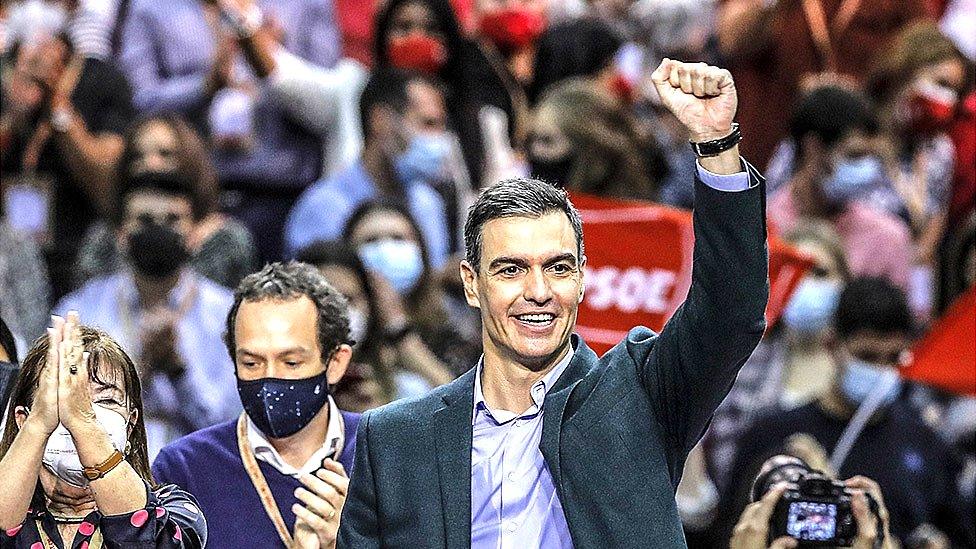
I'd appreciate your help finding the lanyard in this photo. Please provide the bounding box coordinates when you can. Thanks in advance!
[801,0,864,72]
[36,519,104,549]
[237,413,295,547]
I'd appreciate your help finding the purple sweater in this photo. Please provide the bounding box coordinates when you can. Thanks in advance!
[151,412,360,549]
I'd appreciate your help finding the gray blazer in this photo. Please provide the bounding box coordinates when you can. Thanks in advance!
[339,166,769,548]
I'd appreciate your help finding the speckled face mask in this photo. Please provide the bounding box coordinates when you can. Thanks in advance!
[237,370,330,439]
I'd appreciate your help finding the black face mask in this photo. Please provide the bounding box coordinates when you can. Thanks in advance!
[237,370,331,439]
[127,223,189,279]
[529,155,574,188]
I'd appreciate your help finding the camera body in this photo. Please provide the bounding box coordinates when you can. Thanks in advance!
[769,472,858,546]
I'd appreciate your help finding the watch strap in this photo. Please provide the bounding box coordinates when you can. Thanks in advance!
[689,123,742,157]
[82,449,125,481]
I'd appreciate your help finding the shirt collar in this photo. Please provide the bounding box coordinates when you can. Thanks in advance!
[472,345,575,425]
[246,395,345,477]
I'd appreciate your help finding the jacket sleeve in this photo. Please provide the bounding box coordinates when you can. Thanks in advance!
[337,410,381,549]
[636,161,769,471]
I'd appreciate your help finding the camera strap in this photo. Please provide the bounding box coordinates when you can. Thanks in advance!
[828,371,900,473]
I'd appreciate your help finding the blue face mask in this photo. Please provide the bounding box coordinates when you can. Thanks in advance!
[782,277,841,335]
[840,358,902,408]
[359,239,425,296]
[394,132,452,184]
[823,155,883,205]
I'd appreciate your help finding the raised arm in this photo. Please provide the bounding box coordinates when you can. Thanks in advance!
[637,60,768,465]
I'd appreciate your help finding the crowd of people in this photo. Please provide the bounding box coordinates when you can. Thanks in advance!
[0,0,974,547]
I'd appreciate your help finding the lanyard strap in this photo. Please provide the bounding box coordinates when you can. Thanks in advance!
[237,413,294,547]
[801,0,864,72]
[36,520,104,549]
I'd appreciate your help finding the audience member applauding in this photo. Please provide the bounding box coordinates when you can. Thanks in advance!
[153,262,361,549]
[0,313,206,548]
[56,171,239,458]
[76,114,258,289]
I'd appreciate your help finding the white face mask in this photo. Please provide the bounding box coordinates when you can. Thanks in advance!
[348,307,368,346]
[41,405,129,487]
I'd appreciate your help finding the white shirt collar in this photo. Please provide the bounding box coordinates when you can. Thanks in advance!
[246,395,344,477]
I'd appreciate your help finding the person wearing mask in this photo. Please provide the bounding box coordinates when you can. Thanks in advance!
[526,77,667,200]
[0,313,206,548]
[342,200,479,383]
[117,0,342,261]
[339,60,769,548]
[374,0,521,188]
[715,0,929,169]
[296,240,441,411]
[714,277,975,547]
[152,262,360,549]
[55,171,238,458]
[769,85,913,292]
[284,68,454,267]
[704,221,852,491]
[472,0,548,91]
[76,114,259,289]
[866,23,973,319]
[0,6,133,300]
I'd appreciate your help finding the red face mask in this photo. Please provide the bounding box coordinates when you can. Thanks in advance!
[478,7,546,55]
[905,80,958,135]
[388,34,448,75]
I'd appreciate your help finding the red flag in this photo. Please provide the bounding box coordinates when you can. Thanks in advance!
[902,286,976,396]
[570,192,812,355]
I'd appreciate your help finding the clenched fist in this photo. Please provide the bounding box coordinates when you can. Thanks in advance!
[651,59,737,143]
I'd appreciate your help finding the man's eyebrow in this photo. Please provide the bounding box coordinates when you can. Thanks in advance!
[544,253,579,267]
[487,256,530,271]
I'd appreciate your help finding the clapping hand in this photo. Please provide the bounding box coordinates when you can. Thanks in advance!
[54,312,98,434]
[650,59,738,143]
[291,459,349,549]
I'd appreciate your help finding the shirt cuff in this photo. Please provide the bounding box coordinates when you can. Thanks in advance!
[695,159,753,192]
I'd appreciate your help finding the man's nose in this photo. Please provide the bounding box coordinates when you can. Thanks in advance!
[523,267,552,305]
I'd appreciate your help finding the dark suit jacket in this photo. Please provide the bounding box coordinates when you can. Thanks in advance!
[339,166,769,548]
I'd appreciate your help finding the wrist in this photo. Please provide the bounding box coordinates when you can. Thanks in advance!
[22,415,56,437]
[689,124,736,144]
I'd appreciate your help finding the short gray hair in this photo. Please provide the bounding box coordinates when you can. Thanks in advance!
[464,177,584,272]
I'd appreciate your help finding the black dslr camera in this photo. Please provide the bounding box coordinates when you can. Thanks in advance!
[752,457,881,547]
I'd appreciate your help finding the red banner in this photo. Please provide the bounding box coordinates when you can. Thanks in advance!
[570,193,812,355]
[902,286,976,396]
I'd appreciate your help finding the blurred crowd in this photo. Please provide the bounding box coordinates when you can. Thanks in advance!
[0,0,973,546]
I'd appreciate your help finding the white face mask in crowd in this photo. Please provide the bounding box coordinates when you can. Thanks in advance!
[358,239,425,296]
[41,404,130,487]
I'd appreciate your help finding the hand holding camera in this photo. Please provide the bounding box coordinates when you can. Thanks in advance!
[736,455,894,548]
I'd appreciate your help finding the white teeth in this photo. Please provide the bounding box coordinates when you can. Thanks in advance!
[517,314,554,323]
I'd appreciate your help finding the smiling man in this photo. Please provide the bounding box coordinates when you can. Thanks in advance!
[339,59,770,548]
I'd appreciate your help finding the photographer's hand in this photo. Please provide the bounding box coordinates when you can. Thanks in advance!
[730,484,797,549]
[845,476,895,549]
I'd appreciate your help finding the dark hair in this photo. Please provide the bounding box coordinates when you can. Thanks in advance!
[0,327,154,490]
[296,240,381,352]
[111,170,197,226]
[464,177,584,272]
[359,67,439,139]
[225,262,351,364]
[834,277,913,339]
[789,86,877,162]
[374,0,466,75]
[0,316,17,363]
[115,114,219,223]
[529,18,623,104]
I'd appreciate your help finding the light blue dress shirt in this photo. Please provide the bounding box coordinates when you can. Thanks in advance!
[468,163,750,548]
[284,160,450,267]
[55,269,240,459]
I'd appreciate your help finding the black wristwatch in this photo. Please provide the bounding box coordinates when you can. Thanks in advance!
[689,123,741,157]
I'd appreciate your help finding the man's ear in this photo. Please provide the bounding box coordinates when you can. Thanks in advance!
[460,260,481,309]
[326,344,353,386]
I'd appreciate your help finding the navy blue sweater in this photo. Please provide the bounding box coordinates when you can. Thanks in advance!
[152,412,360,549]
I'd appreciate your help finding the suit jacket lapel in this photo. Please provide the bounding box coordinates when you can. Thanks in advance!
[433,369,475,548]
[540,336,599,487]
